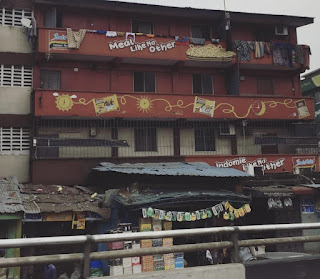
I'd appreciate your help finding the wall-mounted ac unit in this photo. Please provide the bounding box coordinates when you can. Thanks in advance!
[219,123,236,136]
[275,25,288,36]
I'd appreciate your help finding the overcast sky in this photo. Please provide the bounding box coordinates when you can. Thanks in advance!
[114,0,319,75]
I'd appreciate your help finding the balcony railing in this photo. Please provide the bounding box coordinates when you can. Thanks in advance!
[37,28,310,70]
[34,90,315,120]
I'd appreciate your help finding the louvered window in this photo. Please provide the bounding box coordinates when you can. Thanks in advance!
[0,128,30,155]
[0,8,33,27]
[0,65,32,87]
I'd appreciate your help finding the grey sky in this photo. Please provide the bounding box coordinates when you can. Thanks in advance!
[114,0,319,74]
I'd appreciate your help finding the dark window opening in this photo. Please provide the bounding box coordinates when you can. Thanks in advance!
[195,128,215,151]
[261,133,278,154]
[40,71,61,90]
[191,24,211,39]
[132,20,153,34]
[134,72,155,92]
[193,74,213,95]
[257,78,273,95]
[254,27,275,42]
[44,7,63,28]
[135,128,157,152]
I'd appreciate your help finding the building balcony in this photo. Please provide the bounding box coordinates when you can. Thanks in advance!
[34,90,315,120]
[37,28,310,71]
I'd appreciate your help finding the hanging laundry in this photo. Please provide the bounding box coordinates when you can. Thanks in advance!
[135,33,143,36]
[126,32,136,42]
[96,30,106,34]
[272,43,294,67]
[27,17,37,42]
[66,28,86,49]
[106,31,117,37]
[146,34,155,38]
[175,37,189,46]
[116,32,125,36]
[295,45,304,65]
[211,38,220,44]
[189,37,205,45]
[264,42,272,55]
[254,41,265,58]
[233,40,252,61]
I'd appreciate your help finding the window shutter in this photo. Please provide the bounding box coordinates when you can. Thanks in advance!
[0,65,32,87]
[0,128,30,154]
[0,8,33,27]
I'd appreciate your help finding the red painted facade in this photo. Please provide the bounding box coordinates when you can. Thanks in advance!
[35,90,315,120]
[32,1,315,184]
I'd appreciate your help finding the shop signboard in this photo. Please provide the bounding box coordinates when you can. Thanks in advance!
[72,212,86,229]
[292,156,316,169]
[43,212,73,222]
[23,213,42,222]
[301,198,314,214]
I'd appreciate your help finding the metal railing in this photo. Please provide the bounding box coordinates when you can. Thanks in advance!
[1,223,320,278]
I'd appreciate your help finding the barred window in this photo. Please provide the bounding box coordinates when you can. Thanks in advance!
[134,128,157,152]
[0,8,33,27]
[0,128,30,155]
[195,128,215,151]
[0,65,32,87]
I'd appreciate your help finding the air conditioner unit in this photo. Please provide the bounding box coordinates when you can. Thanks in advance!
[219,123,236,136]
[275,25,288,36]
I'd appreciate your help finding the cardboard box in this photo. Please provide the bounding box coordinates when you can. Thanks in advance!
[122,257,132,268]
[165,264,175,270]
[163,221,172,230]
[140,239,152,248]
[174,252,184,259]
[152,238,163,247]
[132,264,142,273]
[109,258,122,266]
[110,266,124,276]
[164,253,174,260]
[141,255,154,264]
[163,238,173,247]
[131,256,140,266]
[153,254,164,262]
[139,218,152,232]
[123,267,133,275]
[174,259,184,269]
[132,243,141,250]
[108,241,124,250]
[152,219,162,231]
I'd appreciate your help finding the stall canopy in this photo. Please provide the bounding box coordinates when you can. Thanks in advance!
[93,162,252,178]
[111,190,250,209]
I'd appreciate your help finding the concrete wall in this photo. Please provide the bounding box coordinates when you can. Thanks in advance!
[0,87,32,114]
[0,26,31,53]
[0,154,30,183]
[105,264,245,279]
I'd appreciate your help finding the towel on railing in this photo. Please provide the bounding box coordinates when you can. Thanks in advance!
[67,28,86,49]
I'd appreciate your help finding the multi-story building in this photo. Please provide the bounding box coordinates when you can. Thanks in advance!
[29,0,315,185]
[0,0,33,182]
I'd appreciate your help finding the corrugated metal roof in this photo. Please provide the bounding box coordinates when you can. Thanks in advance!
[0,177,25,214]
[300,184,320,189]
[20,184,110,219]
[111,190,250,208]
[94,162,252,178]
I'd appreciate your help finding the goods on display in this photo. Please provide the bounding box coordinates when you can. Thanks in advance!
[141,201,251,222]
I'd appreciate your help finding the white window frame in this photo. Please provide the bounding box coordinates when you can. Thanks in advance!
[0,8,33,27]
[0,65,32,87]
[0,128,30,155]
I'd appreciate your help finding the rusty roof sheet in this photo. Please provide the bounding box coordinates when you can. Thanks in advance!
[0,177,25,214]
[20,184,109,219]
